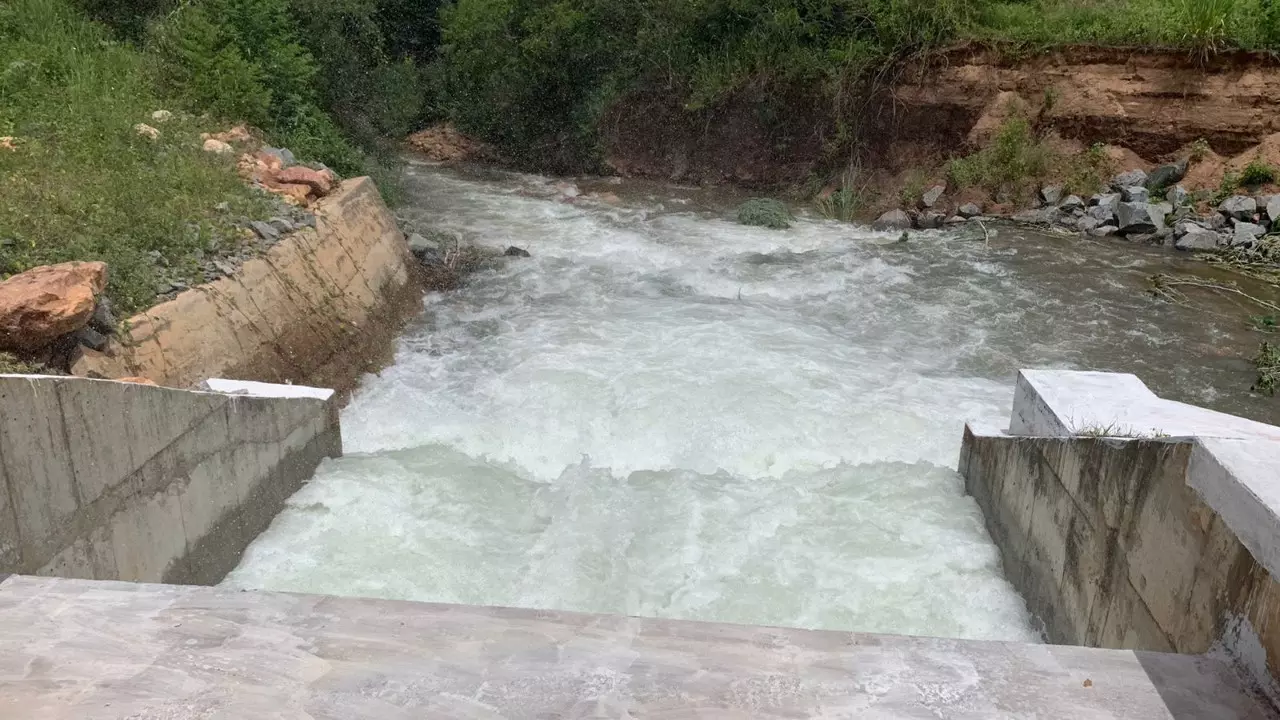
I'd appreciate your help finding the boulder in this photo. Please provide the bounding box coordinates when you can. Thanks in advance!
[1206,213,1229,230]
[1116,202,1162,234]
[1165,185,1189,206]
[0,261,107,352]
[921,185,945,209]
[1087,205,1116,223]
[1175,229,1223,251]
[203,138,233,155]
[1088,225,1119,237]
[1232,226,1261,247]
[957,203,983,218]
[88,297,116,335]
[76,326,108,352]
[1076,216,1102,233]
[944,215,966,224]
[1012,207,1059,225]
[918,211,946,229]
[249,220,279,241]
[275,166,334,197]
[1218,195,1257,221]
[1120,186,1150,203]
[872,209,913,231]
[1039,185,1063,206]
[1266,195,1280,224]
[1111,169,1148,189]
[133,123,160,140]
[1060,195,1085,211]
[261,146,296,168]
[407,233,443,264]
[1233,220,1267,239]
[1145,160,1188,190]
[150,110,173,122]
[274,183,313,206]
[504,246,532,258]
[267,216,293,233]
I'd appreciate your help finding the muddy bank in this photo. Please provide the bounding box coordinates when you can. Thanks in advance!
[73,177,422,399]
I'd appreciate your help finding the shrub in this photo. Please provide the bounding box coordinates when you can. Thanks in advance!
[815,169,873,222]
[1254,341,1280,395]
[1062,143,1114,195]
[1239,157,1277,187]
[947,117,1052,198]
[736,198,793,229]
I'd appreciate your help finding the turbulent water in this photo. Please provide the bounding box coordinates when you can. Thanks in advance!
[223,162,1272,642]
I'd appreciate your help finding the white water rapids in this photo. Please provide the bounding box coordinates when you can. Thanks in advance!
[224,163,1268,642]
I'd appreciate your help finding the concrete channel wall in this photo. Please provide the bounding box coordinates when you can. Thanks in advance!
[72,176,419,396]
[0,375,340,585]
[962,369,1280,703]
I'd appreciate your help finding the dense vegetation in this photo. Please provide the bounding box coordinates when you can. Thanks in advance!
[0,0,441,311]
[6,0,1280,312]
[431,0,1280,171]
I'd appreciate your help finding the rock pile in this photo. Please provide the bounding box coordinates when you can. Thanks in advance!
[871,156,1277,256]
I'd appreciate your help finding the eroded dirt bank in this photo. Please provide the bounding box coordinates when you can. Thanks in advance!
[597,46,1280,189]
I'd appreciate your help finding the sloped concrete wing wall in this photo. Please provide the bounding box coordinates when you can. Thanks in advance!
[0,375,340,585]
[962,369,1280,703]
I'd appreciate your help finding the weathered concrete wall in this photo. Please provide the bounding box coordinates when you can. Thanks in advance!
[962,369,1280,704]
[0,375,340,585]
[74,177,419,396]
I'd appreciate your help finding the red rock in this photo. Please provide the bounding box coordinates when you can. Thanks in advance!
[276,166,333,197]
[255,151,284,172]
[0,262,108,352]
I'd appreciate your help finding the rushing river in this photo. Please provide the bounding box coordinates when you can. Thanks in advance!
[223,162,1275,642]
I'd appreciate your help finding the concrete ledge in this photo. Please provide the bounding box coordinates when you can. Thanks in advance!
[0,575,1274,718]
[1011,369,1280,442]
[0,374,341,585]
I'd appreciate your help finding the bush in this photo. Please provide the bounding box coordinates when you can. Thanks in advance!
[947,117,1051,196]
[736,198,794,229]
[1240,157,1277,187]
[432,0,984,172]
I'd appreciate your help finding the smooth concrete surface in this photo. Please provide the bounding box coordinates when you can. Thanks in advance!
[72,177,420,395]
[1011,369,1280,442]
[962,369,1280,708]
[0,575,1275,719]
[0,375,340,586]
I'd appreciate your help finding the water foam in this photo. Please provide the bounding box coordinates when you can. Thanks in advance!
[225,167,1181,643]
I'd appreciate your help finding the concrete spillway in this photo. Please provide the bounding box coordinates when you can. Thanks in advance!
[0,573,1272,718]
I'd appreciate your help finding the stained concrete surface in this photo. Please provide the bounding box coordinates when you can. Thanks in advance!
[966,369,1280,707]
[0,375,340,585]
[0,575,1273,719]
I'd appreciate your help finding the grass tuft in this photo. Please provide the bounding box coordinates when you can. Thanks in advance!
[736,198,794,230]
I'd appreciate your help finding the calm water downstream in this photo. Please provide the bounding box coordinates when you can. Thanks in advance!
[224,162,1275,642]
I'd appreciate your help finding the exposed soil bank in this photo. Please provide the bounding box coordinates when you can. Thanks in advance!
[72,177,421,399]
[597,45,1280,189]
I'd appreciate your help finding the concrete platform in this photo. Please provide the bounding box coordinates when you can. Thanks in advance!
[0,576,1273,719]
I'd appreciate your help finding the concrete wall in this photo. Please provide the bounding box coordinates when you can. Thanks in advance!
[0,375,340,585]
[73,177,420,396]
[962,369,1280,703]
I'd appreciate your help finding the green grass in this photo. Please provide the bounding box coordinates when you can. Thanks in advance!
[0,0,274,313]
[1255,341,1280,395]
[1240,157,1278,187]
[969,0,1266,51]
[946,117,1111,200]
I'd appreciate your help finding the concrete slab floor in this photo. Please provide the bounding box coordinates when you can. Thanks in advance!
[0,575,1274,719]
